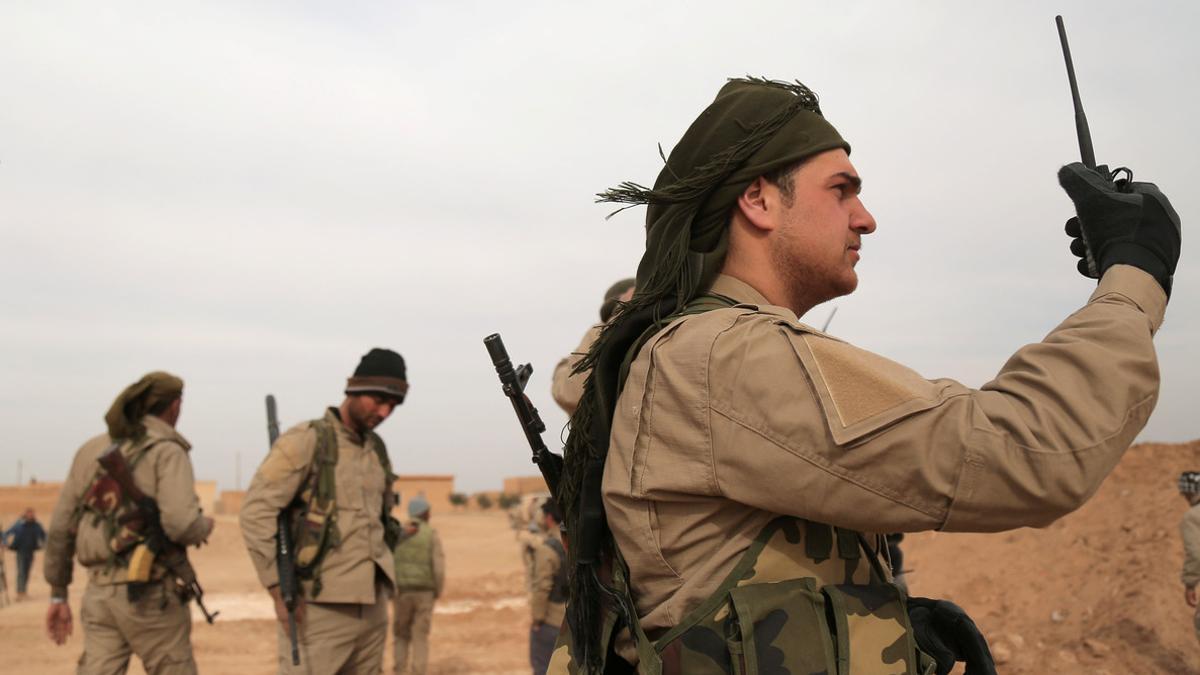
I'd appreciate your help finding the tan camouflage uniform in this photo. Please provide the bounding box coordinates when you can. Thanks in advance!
[240,408,396,674]
[593,268,1164,670]
[44,415,211,675]
[551,325,602,416]
[1181,502,1200,644]
[530,524,566,675]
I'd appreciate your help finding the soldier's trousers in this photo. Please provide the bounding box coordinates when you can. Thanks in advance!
[530,624,560,675]
[277,583,388,675]
[392,590,435,674]
[78,580,197,675]
[15,550,33,594]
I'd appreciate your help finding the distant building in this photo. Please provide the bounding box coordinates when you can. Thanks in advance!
[216,490,246,515]
[503,475,549,496]
[195,480,217,516]
[393,475,455,517]
[0,482,64,524]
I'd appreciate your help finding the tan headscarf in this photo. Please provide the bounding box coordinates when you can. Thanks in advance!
[104,371,184,440]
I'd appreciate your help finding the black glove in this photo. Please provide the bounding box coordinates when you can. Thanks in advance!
[907,597,996,675]
[1058,162,1181,296]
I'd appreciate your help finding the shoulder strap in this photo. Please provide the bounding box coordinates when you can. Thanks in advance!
[309,419,338,508]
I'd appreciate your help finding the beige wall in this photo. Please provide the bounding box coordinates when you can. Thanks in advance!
[502,475,548,496]
[195,480,217,516]
[0,483,63,526]
[217,490,246,515]
[394,475,454,519]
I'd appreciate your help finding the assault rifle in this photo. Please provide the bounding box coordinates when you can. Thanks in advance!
[484,334,563,498]
[97,444,218,623]
[267,394,301,666]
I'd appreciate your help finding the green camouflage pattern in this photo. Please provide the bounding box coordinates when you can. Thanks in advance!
[550,517,934,674]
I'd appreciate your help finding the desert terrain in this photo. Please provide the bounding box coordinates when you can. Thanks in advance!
[2,440,1199,674]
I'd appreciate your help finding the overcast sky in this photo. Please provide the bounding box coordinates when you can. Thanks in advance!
[1,1,1196,494]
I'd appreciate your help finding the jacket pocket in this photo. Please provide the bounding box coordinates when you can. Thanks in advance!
[726,578,837,674]
[821,584,925,675]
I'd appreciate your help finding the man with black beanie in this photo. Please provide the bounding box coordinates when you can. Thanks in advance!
[240,348,408,674]
[552,77,1180,674]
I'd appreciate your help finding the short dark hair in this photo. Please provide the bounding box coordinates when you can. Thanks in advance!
[762,159,806,207]
[541,498,562,524]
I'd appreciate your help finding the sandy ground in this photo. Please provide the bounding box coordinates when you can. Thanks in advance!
[0,511,531,674]
[3,441,1200,673]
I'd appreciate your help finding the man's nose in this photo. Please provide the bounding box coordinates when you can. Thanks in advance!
[852,199,877,234]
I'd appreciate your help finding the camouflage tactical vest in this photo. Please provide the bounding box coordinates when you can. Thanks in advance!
[393,521,435,591]
[290,418,401,598]
[550,517,935,675]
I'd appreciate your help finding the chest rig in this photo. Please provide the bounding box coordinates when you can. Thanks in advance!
[289,417,401,598]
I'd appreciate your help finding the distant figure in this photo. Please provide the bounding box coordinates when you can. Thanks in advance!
[1179,471,1200,644]
[528,499,566,675]
[0,522,8,607]
[392,494,445,675]
[3,508,46,599]
[550,278,635,415]
[509,493,549,594]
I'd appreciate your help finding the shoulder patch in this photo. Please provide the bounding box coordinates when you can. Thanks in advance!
[788,330,952,445]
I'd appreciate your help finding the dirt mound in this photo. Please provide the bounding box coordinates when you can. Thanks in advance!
[905,441,1200,674]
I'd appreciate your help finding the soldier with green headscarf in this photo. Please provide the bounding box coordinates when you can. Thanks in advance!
[553,77,1180,674]
[43,370,213,674]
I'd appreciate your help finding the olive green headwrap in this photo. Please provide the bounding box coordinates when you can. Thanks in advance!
[559,77,849,670]
[104,371,184,441]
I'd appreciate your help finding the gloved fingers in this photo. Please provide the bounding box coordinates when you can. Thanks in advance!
[1070,237,1089,258]
[908,600,957,675]
[1077,258,1096,277]
[1065,217,1082,237]
[948,616,997,675]
[1058,162,1119,199]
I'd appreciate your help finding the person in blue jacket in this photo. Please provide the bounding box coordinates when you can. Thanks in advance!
[3,507,47,600]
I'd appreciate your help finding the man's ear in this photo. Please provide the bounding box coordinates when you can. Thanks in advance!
[735,177,779,233]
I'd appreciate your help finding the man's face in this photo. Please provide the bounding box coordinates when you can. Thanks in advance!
[345,392,400,432]
[767,148,876,309]
[23,509,34,521]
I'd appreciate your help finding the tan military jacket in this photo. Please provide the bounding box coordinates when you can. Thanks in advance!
[552,324,602,415]
[604,268,1166,632]
[531,524,566,627]
[1181,503,1200,588]
[44,416,209,597]
[239,408,396,604]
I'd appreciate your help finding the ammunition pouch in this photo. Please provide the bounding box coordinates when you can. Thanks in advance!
[552,518,938,675]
